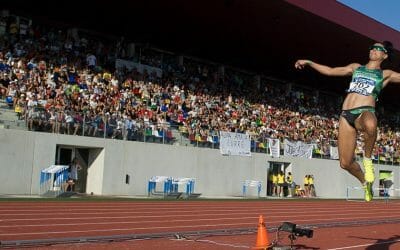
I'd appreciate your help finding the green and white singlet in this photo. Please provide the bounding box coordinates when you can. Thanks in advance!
[347,65,384,100]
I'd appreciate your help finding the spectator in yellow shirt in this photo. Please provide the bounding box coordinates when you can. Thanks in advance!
[277,171,285,197]
[304,175,310,197]
[272,172,278,196]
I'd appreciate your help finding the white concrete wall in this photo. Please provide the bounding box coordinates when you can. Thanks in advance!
[86,148,105,195]
[0,129,399,198]
[0,129,35,194]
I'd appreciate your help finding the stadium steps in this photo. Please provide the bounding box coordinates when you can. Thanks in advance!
[170,127,192,146]
[0,98,26,130]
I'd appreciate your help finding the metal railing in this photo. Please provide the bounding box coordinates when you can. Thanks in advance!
[1,108,399,165]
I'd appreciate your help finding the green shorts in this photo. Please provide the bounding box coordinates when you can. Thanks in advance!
[341,106,375,128]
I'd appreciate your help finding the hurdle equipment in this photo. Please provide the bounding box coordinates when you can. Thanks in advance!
[346,186,400,202]
[148,176,201,198]
[39,165,69,197]
[147,176,172,197]
[171,177,197,198]
[243,180,262,197]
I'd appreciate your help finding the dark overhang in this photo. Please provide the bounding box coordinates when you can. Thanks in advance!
[4,0,400,105]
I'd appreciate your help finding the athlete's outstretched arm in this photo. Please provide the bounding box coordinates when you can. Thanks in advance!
[295,60,359,77]
[384,69,400,85]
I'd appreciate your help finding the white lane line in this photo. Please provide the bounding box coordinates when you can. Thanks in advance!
[1,214,400,236]
[1,202,398,210]
[2,208,400,223]
[2,207,400,217]
[0,222,257,236]
[1,205,386,212]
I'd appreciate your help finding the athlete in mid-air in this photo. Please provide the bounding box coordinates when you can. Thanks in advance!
[295,41,400,201]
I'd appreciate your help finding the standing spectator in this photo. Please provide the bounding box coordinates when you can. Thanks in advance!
[304,175,310,197]
[272,172,278,196]
[124,115,134,140]
[308,175,316,197]
[68,157,82,192]
[107,113,118,138]
[286,172,294,197]
[277,171,285,197]
[86,53,96,72]
[64,111,75,135]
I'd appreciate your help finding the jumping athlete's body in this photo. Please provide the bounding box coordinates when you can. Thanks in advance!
[295,41,400,201]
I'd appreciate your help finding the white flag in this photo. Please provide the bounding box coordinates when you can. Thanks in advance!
[330,146,339,160]
[268,138,280,158]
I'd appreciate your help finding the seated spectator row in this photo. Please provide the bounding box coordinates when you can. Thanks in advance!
[1,13,400,165]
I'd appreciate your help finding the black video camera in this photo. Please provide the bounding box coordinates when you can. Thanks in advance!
[279,222,313,238]
[293,227,313,238]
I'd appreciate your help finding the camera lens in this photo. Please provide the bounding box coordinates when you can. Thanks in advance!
[294,228,313,238]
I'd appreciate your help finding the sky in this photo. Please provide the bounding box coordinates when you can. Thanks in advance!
[338,0,400,32]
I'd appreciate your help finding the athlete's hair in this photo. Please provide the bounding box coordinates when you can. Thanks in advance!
[382,40,394,61]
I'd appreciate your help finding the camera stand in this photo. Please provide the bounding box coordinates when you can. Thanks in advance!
[271,233,297,250]
[288,233,298,249]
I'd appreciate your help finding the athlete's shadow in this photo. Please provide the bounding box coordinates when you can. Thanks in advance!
[349,235,400,250]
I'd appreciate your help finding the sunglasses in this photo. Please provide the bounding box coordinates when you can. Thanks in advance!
[369,45,387,53]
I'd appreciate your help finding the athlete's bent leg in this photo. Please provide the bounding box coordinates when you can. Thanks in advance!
[338,117,365,184]
[355,111,377,158]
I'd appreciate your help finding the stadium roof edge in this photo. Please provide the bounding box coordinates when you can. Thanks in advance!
[286,0,400,50]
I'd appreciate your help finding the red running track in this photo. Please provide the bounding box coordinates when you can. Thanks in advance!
[1,199,400,249]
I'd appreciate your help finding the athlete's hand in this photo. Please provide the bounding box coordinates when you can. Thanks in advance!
[295,60,311,70]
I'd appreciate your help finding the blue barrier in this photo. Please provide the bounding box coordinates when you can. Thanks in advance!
[148,176,171,196]
[172,178,195,195]
[39,165,69,196]
[148,176,196,197]
[243,180,262,197]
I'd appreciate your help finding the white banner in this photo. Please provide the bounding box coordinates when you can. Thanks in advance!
[284,139,313,159]
[219,131,251,157]
[116,59,163,78]
[268,138,280,158]
[330,146,339,160]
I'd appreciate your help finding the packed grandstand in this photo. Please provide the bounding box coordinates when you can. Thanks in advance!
[0,10,399,165]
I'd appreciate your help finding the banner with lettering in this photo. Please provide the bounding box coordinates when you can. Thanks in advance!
[268,138,280,158]
[219,131,251,157]
[283,139,313,159]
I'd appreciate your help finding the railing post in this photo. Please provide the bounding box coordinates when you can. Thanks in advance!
[104,117,107,139]
[82,113,86,136]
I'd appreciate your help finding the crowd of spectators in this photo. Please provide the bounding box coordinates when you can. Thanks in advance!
[1,14,400,165]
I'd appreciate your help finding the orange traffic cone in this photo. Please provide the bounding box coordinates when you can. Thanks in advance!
[253,215,270,249]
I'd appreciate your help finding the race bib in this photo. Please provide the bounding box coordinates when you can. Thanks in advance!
[348,77,375,96]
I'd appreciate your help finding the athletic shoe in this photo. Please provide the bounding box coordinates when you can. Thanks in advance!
[363,158,375,183]
[364,182,373,202]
